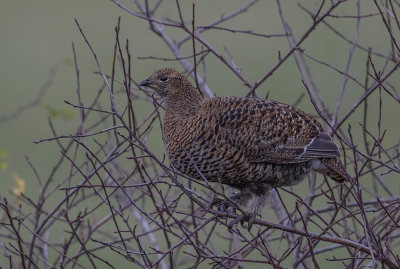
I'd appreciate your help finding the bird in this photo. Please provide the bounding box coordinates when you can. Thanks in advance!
[139,68,350,230]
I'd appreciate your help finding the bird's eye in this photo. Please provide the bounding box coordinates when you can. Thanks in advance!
[159,76,168,82]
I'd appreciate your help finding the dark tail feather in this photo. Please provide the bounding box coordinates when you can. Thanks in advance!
[320,158,351,182]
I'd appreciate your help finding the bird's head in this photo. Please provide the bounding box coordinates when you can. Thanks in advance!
[139,68,192,98]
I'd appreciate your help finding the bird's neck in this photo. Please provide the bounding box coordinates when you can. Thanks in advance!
[164,86,204,119]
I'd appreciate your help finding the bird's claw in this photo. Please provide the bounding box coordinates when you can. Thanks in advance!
[248,214,256,231]
[228,214,256,232]
[228,215,246,231]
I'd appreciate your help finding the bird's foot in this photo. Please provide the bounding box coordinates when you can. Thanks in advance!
[228,213,257,232]
[228,215,246,230]
[210,193,259,231]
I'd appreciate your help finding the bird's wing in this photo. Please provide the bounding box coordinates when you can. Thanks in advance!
[213,97,340,164]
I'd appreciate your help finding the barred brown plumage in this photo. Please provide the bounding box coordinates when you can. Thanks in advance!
[140,68,350,229]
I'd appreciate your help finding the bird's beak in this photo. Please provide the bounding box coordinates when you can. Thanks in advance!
[139,79,151,87]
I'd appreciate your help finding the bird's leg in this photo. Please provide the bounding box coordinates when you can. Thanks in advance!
[230,188,268,231]
[210,190,256,230]
[211,185,268,231]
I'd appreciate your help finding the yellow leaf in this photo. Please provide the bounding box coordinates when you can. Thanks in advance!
[0,161,7,170]
[12,174,25,196]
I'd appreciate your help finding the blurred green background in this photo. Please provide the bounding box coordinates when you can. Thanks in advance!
[0,0,399,267]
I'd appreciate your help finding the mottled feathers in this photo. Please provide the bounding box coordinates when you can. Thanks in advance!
[140,68,350,218]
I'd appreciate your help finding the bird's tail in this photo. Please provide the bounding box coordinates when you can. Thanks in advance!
[320,158,351,182]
